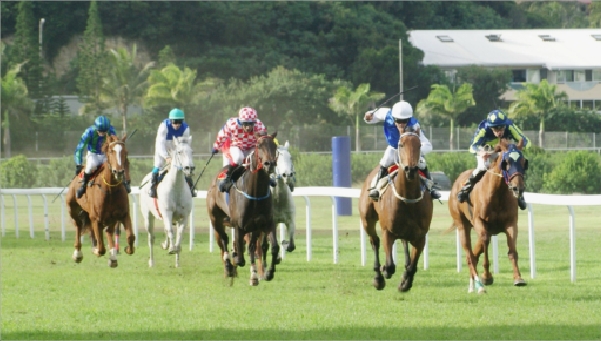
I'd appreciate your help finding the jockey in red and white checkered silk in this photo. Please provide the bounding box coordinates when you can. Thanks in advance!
[212,107,267,166]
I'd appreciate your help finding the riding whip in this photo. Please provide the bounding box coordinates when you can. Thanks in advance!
[192,152,215,190]
[370,85,418,112]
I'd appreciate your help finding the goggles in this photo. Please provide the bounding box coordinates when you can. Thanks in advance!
[394,118,409,124]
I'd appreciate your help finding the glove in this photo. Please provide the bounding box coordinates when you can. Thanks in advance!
[75,165,83,176]
[211,148,219,156]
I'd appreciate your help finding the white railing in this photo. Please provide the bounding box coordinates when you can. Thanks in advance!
[2,187,599,282]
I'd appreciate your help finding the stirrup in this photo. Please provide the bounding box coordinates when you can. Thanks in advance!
[430,190,441,200]
[218,180,232,193]
[369,188,380,201]
[518,197,527,210]
[76,185,86,199]
[457,190,469,203]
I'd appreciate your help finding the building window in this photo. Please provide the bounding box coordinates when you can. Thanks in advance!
[527,69,540,83]
[593,70,601,82]
[574,70,586,82]
[557,70,574,83]
[582,100,594,110]
[512,70,526,82]
[540,68,548,80]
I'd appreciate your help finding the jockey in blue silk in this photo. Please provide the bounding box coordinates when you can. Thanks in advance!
[149,108,195,198]
[457,109,531,210]
[363,100,441,201]
[74,116,122,198]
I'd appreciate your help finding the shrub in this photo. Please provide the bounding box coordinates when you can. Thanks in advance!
[0,155,38,188]
[543,151,601,194]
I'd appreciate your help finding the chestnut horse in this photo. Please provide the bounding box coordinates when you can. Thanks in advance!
[207,132,280,286]
[66,134,135,267]
[448,139,528,293]
[358,127,433,292]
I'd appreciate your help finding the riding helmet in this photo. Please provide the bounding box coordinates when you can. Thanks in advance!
[238,107,258,123]
[486,109,508,127]
[94,116,111,132]
[169,108,185,120]
[391,101,413,120]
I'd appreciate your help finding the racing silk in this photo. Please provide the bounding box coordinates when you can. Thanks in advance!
[74,125,117,165]
[364,108,432,153]
[155,119,190,159]
[469,119,530,153]
[212,118,267,152]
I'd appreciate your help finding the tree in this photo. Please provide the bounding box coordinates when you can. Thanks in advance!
[416,83,475,150]
[143,63,201,120]
[1,59,35,158]
[77,0,107,116]
[11,1,43,101]
[507,79,568,148]
[329,83,385,152]
[101,44,155,133]
[456,66,511,125]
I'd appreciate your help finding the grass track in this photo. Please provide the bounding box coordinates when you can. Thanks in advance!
[2,198,601,340]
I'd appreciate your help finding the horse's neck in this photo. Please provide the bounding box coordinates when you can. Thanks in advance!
[165,166,186,186]
[481,168,506,194]
[240,169,270,193]
[394,169,421,195]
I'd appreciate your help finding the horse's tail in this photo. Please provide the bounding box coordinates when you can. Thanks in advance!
[443,222,457,235]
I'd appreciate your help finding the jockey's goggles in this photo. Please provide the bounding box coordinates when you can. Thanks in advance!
[394,118,409,124]
[171,119,183,125]
[491,125,506,131]
[241,122,255,127]
[97,129,108,133]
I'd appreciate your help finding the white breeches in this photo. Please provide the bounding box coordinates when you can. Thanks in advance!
[472,154,492,176]
[229,146,251,165]
[84,153,106,173]
[379,145,428,170]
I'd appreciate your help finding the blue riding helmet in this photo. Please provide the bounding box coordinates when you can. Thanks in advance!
[486,109,508,128]
[169,108,185,120]
[95,116,111,132]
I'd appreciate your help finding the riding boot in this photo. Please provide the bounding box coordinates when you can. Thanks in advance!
[76,172,91,199]
[423,169,441,200]
[517,196,527,211]
[368,166,388,201]
[269,173,277,187]
[218,165,234,193]
[149,172,159,198]
[457,170,486,203]
[185,176,197,197]
[123,180,131,194]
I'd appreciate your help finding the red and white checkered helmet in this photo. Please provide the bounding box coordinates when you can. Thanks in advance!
[238,107,258,123]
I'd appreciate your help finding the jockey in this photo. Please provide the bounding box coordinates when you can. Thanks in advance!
[149,108,195,198]
[363,100,441,201]
[457,109,531,210]
[212,106,273,192]
[74,116,121,198]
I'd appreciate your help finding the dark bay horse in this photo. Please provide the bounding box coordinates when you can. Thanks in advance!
[448,139,528,293]
[66,134,135,267]
[358,128,433,292]
[207,132,280,286]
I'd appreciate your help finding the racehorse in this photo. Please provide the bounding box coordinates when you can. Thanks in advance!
[358,125,433,292]
[66,134,135,267]
[272,140,296,253]
[448,138,528,293]
[139,136,195,267]
[206,132,280,286]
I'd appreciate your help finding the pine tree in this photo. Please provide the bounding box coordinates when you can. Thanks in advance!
[76,1,107,116]
[12,1,43,101]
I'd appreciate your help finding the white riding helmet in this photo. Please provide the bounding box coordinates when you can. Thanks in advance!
[391,101,413,120]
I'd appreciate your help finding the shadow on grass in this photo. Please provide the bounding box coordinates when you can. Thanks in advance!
[4,324,601,340]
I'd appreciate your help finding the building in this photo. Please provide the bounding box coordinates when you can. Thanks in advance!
[408,29,601,111]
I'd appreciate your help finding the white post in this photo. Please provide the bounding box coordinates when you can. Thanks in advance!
[527,203,535,278]
[456,229,462,272]
[568,206,576,282]
[492,235,499,274]
[360,220,366,266]
[43,194,49,240]
[303,196,312,261]
[331,197,338,264]
[61,194,66,241]
[28,195,34,238]
[423,233,429,270]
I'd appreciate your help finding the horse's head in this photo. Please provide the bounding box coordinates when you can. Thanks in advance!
[494,139,528,198]
[102,135,127,181]
[397,129,421,180]
[171,136,196,177]
[251,132,278,174]
[276,143,295,186]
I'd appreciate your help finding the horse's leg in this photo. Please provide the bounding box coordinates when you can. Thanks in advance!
[286,216,296,252]
[257,233,267,280]
[363,219,384,290]
[235,227,246,268]
[147,214,156,267]
[105,223,118,268]
[92,220,106,257]
[457,221,483,293]
[506,224,527,286]
[122,214,135,255]
[475,231,493,285]
[174,219,185,268]
[399,237,425,293]
[265,226,280,281]
[249,232,259,286]
[163,213,178,254]
[382,230,396,279]
[72,216,84,263]
[213,219,233,278]
[467,221,487,294]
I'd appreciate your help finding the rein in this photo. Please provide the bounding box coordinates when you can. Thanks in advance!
[390,131,423,203]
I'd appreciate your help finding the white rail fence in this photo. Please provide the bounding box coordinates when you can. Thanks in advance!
[1,187,600,282]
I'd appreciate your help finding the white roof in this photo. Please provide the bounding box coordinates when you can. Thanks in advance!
[408,29,601,70]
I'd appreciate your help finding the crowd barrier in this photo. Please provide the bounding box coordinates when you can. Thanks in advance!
[2,187,600,282]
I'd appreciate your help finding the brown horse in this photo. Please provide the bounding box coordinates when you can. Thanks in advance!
[207,132,280,285]
[358,127,433,292]
[66,134,135,267]
[448,138,528,293]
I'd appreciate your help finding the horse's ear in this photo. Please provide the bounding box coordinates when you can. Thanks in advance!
[517,138,524,150]
[284,140,290,148]
[272,131,278,139]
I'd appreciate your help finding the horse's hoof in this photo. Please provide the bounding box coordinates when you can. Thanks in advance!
[109,259,118,268]
[286,244,296,252]
[265,271,274,281]
[161,241,169,250]
[250,278,259,286]
[514,278,527,286]
[477,287,487,294]
[72,251,83,263]
[148,259,154,267]
[168,247,178,254]
[373,276,385,290]
[483,277,494,286]
[125,246,134,255]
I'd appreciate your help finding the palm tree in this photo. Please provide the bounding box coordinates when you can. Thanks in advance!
[101,44,155,134]
[144,63,199,113]
[416,83,475,150]
[329,83,384,152]
[508,79,568,148]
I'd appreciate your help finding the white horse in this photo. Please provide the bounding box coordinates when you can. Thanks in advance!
[140,136,195,267]
[272,140,297,254]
